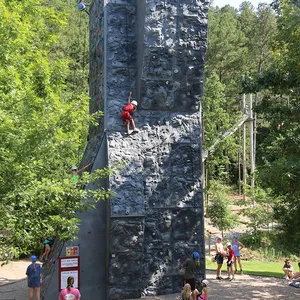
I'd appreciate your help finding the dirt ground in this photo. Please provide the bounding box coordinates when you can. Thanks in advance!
[133,270,300,300]
[0,261,299,300]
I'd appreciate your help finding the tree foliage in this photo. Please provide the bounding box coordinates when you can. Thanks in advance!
[205,1,300,253]
[0,0,108,257]
[206,181,238,234]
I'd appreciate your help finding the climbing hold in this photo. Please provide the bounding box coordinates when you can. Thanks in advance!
[96,29,99,33]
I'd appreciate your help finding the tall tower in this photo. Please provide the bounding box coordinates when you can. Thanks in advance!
[90,0,208,298]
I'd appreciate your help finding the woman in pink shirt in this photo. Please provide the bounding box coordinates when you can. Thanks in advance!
[59,276,81,300]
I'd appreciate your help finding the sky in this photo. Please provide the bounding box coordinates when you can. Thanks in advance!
[212,0,273,9]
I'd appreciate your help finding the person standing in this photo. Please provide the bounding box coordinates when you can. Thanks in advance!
[179,252,200,300]
[215,236,225,280]
[59,276,81,300]
[26,255,42,300]
[232,234,245,274]
[225,243,235,281]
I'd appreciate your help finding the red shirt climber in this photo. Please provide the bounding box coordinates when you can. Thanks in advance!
[122,91,139,135]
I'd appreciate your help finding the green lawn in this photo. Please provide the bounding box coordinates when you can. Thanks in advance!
[206,259,299,277]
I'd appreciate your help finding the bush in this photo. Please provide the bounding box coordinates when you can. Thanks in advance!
[239,230,298,260]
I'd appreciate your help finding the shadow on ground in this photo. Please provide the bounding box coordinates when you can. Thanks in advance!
[128,270,300,300]
[0,270,299,300]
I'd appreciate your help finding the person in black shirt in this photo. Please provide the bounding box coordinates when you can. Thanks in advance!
[179,252,200,300]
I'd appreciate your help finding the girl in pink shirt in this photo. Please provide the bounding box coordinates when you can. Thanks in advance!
[59,276,81,300]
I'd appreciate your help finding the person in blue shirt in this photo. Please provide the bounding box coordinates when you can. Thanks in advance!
[232,235,245,274]
[26,255,42,300]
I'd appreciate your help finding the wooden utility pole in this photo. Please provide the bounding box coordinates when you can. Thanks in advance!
[254,93,258,170]
[238,130,241,195]
[249,93,255,190]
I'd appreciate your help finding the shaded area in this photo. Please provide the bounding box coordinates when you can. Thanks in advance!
[42,133,108,299]
[1,269,299,300]
[106,119,205,298]
[40,240,63,299]
[127,270,300,300]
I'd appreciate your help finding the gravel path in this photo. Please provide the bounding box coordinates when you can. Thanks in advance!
[1,270,299,300]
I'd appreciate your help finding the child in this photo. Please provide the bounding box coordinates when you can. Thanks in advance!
[232,234,245,274]
[181,283,192,300]
[59,276,81,300]
[195,279,209,300]
[122,91,139,134]
[226,242,235,281]
[40,237,54,262]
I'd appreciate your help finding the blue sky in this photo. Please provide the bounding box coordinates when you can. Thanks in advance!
[212,0,273,9]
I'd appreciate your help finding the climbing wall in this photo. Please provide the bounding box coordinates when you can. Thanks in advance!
[40,241,63,299]
[89,0,208,299]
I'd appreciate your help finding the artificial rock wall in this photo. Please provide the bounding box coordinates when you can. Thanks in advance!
[89,0,208,299]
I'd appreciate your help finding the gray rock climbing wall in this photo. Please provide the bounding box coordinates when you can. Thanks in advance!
[89,0,208,299]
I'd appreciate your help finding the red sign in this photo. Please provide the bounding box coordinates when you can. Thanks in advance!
[58,256,80,291]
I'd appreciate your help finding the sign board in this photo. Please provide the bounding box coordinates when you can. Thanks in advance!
[66,246,80,256]
[60,257,79,268]
[59,256,80,291]
[60,270,79,290]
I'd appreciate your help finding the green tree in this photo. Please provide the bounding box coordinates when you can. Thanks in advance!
[203,73,240,186]
[0,0,108,257]
[207,181,238,236]
[206,5,248,95]
[253,0,300,252]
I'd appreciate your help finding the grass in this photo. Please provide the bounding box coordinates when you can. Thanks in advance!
[206,259,299,277]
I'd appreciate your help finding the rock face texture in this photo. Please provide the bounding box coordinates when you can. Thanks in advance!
[88,0,208,298]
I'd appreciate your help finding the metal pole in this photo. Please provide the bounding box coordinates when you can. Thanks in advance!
[249,94,255,191]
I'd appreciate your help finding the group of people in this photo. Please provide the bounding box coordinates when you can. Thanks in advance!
[26,255,81,300]
[179,252,209,300]
[282,259,300,287]
[215,235,245,281]
[26,236,81,300]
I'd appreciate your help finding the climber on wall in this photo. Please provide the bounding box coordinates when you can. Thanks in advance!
[122,91,139,135]
[71,163,92,183]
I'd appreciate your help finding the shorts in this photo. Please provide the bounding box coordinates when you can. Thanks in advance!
[184,278,196,291]
[122,111,132,122]
[28,278,41,288]
[227,261,234,267]
[215,254,224,265]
